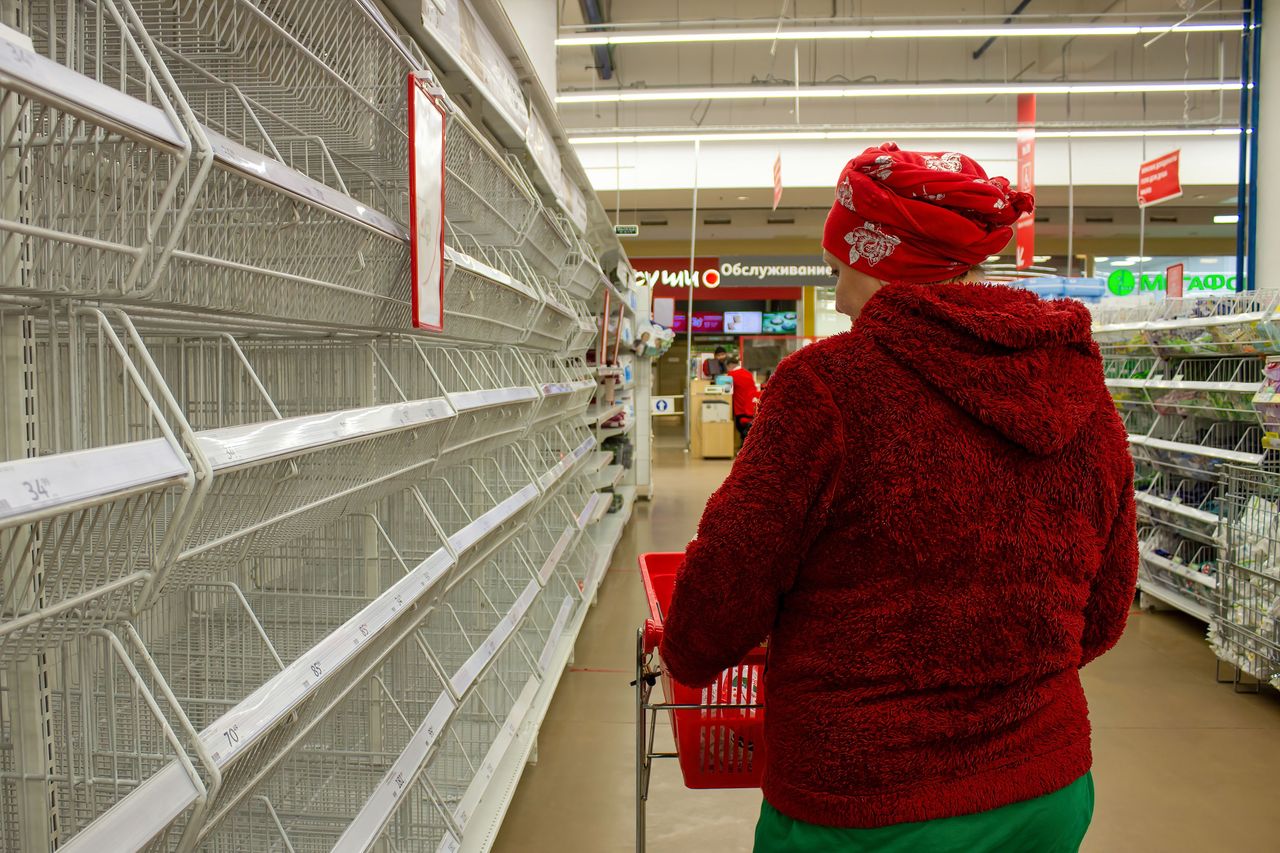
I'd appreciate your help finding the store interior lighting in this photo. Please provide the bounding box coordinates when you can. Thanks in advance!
[569,127,1239,145]
[1214,214,1241,223]
[555,21,1242,46]
[555,80,1242,105]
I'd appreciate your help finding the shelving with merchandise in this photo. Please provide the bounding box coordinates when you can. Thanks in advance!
[1093,294,1280,691]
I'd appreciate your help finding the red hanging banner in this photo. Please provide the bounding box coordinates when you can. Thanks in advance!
[1138,150,1182,207]
[1014,94,1036,270]
[1166,262,1185,299]
[772,154,783,211]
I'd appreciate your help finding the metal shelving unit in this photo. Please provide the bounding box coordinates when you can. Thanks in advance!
[0,1,646,850]
[1093,294,1280,691]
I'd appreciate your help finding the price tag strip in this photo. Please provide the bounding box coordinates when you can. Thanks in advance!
[575,493,601,530]
[0,439,189,525]
[449,580,540,697]
[445,246,539,301]
[447,483,539,555]
[536,436,596,492]
[60,547,457,853]
[537,596,576,674]
[445,677,541,844]
[198,399,454,470]
[537,527,577,586]
[539,378,595,398]
[0,38,185,152]
[446,386,538,413]
[331,692,458,852]
[208,130,407,240]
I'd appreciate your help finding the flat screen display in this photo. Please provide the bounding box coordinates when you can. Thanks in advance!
[762,311,798,334]
[725,311,763,334]
[692,312,724,333]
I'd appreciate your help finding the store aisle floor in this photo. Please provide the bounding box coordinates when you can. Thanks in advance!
[493,434,1280,853]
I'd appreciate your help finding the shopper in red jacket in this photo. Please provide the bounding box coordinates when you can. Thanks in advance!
[725,356,760,440]
[660,143,1137,852]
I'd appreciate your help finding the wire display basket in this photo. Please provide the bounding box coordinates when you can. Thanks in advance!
[519,207,573,283]
[0,305,199,662]
[1216,466,1280,690]
[444,229,547,347]
[562,235,606,302]
[523,356,596,434]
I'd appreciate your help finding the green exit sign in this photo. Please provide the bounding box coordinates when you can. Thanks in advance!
[614,224,640,237]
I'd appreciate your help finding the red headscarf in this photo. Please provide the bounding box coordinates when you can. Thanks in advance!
[821,142,1034,285]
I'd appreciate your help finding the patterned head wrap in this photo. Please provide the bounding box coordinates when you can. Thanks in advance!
[822,142,1035,284]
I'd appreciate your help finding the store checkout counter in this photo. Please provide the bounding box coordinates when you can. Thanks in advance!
[690,379,735,459]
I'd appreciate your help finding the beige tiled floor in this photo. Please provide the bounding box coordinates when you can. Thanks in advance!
[493,436,1280,853]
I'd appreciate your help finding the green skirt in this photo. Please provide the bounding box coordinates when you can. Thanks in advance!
[754,773,1094,853]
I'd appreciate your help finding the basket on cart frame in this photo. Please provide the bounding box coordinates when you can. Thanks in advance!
[1216,465,1280,692]
[635,552,765,851]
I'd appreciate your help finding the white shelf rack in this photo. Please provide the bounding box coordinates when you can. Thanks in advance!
[0,0,647,850]
[1096,295,1280,689]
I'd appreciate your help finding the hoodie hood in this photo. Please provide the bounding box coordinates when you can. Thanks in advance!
[858,282,1103,456]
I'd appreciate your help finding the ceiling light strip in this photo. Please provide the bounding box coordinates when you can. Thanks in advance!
[556,80,1243,104]
[568,127,1241,145]
[556,22,1243,47]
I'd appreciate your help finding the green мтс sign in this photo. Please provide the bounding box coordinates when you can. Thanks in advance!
[1106,268,1238,297]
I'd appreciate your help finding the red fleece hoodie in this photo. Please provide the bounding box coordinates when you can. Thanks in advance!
[660,282,1137,829]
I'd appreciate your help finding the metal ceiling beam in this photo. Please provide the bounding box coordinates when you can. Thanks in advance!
[578,0,614,80]
[972,0,1034,60]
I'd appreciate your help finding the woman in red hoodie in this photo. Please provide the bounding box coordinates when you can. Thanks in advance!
[660,143,1138,852]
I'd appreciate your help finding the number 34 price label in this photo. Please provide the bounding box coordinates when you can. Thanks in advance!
[0,473,58,515]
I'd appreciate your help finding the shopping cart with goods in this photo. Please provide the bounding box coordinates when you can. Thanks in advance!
[635,553,766,851]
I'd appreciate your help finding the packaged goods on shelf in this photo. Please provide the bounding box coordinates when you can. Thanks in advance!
[1095,295,1280,687]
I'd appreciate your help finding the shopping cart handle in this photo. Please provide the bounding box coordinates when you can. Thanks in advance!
[643,619,663,655]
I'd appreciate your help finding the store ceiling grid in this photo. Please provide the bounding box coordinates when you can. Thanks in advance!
[554,1,1246,248]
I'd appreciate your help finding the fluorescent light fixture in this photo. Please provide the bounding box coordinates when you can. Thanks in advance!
[1033,255,1052,262]
[1214,213,1240,223]
[556,80,1242,105]
[1110,260,1137,266]
[1199,257,1221,262]
[569,127,1239,145]
[555,22,1242,47]
[986,255,1003,262]
[1123,256,1155,262]
[1094,256,1111,262]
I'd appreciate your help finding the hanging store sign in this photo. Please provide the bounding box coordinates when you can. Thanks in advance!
[614,223,641,237]
[408,72,448,331]
[1105,268,1237,297]
[1166,263,1185,299]
[1015,93,1036,270]
[1138,150,1182,207]
[633,256,829,288]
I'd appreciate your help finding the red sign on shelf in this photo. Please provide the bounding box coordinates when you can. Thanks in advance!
[1138,150,1182,207]
[407,72,448,331]
[1166,262,1185,299]
[1015,94,1035,270]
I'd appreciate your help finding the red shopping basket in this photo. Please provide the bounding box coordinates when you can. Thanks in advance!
[639,552,766,789]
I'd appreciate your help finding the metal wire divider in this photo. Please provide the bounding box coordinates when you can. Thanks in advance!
[0,0,623,848]
[1216,466,1280,692]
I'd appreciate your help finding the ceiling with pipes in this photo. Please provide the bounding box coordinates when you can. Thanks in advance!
[552,1,1247,249]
